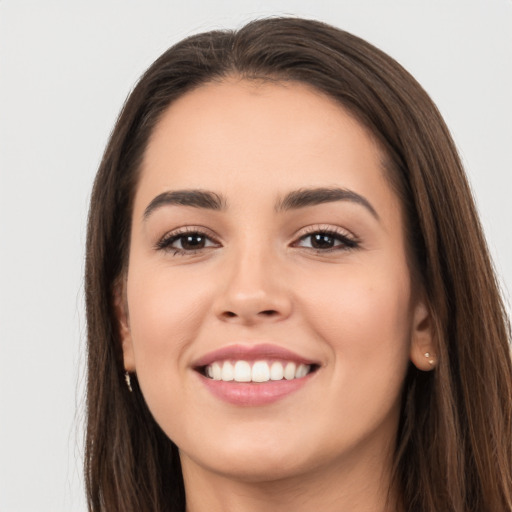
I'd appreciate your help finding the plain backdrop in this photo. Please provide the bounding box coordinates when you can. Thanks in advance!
[0,1,511,510]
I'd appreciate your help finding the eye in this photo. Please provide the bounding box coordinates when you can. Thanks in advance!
[156,228,220,255]
[293,227,359,252]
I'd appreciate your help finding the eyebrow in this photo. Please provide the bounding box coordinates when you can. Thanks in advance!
[143,189,227,219]
[143,186,378,220]
[275,187,379,219]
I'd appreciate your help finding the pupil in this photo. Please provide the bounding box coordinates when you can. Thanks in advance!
[312,234,334,249]
[182,234,204,250]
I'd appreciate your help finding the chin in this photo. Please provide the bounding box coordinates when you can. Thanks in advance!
[176,420,337,484]
[185,446,312,483]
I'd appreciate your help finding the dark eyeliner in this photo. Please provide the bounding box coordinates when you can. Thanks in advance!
[294,226,360,252]
[155,227,219,255]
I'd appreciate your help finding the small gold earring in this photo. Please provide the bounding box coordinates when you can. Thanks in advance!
[124,371,133,392]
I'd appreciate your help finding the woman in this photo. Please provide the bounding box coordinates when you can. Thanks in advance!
[84,17,512,512]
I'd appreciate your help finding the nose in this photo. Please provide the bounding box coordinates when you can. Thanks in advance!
[213,245,293,325]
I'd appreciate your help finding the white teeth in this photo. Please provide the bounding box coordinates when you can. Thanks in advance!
[212,362,222,380]
[284,362,296,380]
[234,361,252,382]
[295,363,309,379]
[221,361,234,381]
[270,361,284,381]
[252,361,270,382]
[205,360,312,382]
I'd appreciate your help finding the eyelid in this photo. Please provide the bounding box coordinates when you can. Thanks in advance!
[293,224,357,240]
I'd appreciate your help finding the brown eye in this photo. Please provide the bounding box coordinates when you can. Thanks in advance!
[157,230,219,255]
[178,234,207,250]
[310,233,337,249]
[295,230,359,251]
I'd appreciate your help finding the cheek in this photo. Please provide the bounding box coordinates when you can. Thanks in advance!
[317,280,411,351]
[297,260,413,392]
[124,263,216,432]
[300,253,412,341]
[125,262,214,385]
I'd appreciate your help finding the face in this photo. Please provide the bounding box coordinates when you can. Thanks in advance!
[118,79,433,483]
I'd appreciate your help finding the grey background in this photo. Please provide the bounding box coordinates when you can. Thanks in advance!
[1,1,510,510]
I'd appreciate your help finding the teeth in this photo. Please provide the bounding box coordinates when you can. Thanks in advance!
[205,360,312,382]
[295,364,309,378]
[284,362,296,380]
[233,361,251,382]
[212,362,222,381]
[270,361,284,380]
[221,361,234,381]
[252,361,270,382]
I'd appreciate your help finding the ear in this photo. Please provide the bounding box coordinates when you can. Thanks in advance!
[409,297,436,371]
[113,277,136,372]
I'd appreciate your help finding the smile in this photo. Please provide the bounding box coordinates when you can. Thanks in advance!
[193,344,320,406]
[204,360,313,382]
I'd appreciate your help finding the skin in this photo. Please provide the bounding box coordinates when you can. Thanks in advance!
[118,79,435,512]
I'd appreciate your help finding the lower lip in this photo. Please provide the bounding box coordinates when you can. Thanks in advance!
[198,373,313,406]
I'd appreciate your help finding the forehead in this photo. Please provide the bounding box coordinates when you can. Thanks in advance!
[136,79,397,216]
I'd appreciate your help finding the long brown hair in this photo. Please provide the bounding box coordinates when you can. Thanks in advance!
[85,17,512,511]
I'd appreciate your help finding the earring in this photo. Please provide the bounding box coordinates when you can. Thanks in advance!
[424,352,436,367]
[124,371,133,392]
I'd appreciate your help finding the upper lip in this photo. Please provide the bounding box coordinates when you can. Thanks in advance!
[192,343,319,368]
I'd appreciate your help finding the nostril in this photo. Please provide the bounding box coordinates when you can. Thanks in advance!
[219,309,281,321]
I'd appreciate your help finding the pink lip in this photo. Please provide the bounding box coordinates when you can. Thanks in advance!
[192,343,316,368]
[198,374,315,406]
[192,343,319,406]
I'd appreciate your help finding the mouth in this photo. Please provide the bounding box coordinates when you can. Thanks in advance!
[198,359,319,383]
[193,344,320,406]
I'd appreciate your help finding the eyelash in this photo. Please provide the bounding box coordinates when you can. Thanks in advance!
[155,226,220,256]
[293,225,359,252]
[156,225,360,256]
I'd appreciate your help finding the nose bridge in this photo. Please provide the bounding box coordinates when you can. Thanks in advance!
[215,233,291,323]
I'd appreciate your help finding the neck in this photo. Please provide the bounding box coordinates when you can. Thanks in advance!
[181,445,402,512]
